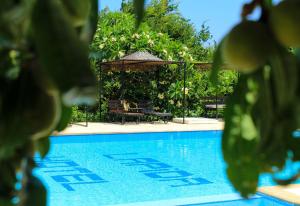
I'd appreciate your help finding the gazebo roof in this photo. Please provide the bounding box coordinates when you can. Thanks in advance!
[121,51,163,62]
[99,51,211,71]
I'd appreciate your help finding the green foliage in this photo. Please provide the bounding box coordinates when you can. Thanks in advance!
[121,0,212,61]
[90,2,237,120]
[213,0,300,197]
[0,0,98,205]
[71,106,88,122]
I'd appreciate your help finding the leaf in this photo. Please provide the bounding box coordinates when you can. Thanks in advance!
[288,138,300,161]
[31,0,97,106]
[80,0,99,44]
[210,38,225,85]
[269,48,297,109]
[273,173,300,186]
[251,67,274,156]
[25,176,47,206]
[35,137,50,158]
[55,103,72,132]
[227,161,259,198]
[263,0,273,9]
[0,198,14,206]
[0,0,35,44]
[61,0,91,27]
[240,114,258,141]
[133,0,146,28]
[295,48,300,60]
[222,74,261,196]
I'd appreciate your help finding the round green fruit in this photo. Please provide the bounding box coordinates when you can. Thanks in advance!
[223,21,273,73]
[270,0,300,47]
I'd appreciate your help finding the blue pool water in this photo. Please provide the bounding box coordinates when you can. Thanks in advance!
[34,131,295,206]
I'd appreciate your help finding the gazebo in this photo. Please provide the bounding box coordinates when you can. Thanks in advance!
[98,51,211,124]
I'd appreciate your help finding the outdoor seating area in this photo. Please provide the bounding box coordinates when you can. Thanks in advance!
[96,51,227,125]
[108,99,173,124]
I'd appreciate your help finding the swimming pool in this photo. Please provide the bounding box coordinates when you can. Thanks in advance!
[34,131,294,206]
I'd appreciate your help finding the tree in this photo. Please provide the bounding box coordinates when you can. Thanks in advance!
[90,2,237,120]
[121,0,213,61]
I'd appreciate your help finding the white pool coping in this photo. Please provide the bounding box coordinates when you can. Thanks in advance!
[259,184,300,205]
[57,118,224,136]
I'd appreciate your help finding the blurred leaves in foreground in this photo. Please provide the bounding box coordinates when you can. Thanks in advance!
[212,0,300,197]
[0,0,98,205]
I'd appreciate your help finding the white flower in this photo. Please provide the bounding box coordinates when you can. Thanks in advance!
[102,59,107,62]
[179,51,186,57]
[176,101,182,107]
[158,93,164,99]
[103,37,108,42]
[168,56,173,61]
[111,37,117,42]
[120,36,126,42]
[185,88,189,95]
[162,49,168,54]
[183,46,189,51]
[189,56,194,62]
[118,51,125,57]
[99,44,105,49]
[132,33,140,39]
[148,39,154,47]
[169,100,174,105]
[181,87,189,95]
[145,34,150,39]
[158,32,163,36]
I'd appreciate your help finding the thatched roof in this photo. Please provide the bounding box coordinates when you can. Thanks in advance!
[121,51,163,62]
[100,51,211,72]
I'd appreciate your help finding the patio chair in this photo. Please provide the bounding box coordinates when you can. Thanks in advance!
[138,100,172,123]
[108,100,144,124]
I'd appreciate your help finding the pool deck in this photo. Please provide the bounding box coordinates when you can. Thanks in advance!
[259,184,300,205]
[57,118,300,205]
[58,118,224,135]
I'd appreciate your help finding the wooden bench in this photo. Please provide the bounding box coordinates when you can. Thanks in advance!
[138,100,173,123]
[108,100,144,124]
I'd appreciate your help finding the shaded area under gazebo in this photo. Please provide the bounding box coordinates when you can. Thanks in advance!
[98,51,211,124]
